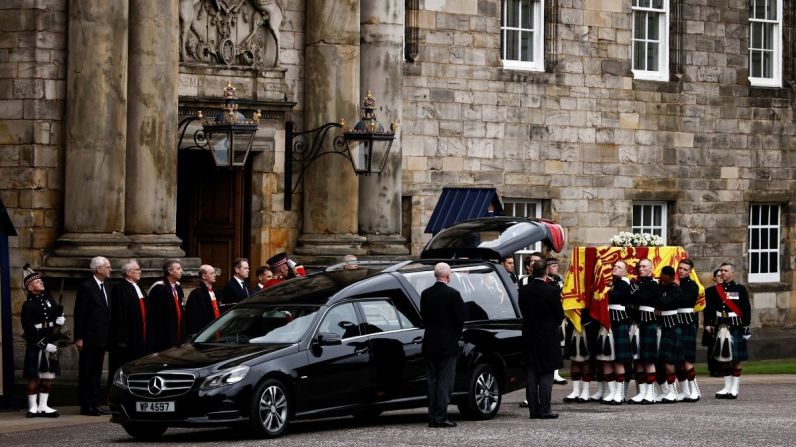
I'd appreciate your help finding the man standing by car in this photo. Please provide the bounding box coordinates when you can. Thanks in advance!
[109,260,148,388]
[500,256,517,286]
[519,259,565,419]
[222,257,251,304]
[184,264,221,337]
[147,259,185,351]
[420,262,465,428]
[74,256,112,416]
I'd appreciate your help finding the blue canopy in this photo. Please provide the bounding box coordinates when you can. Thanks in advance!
[424,187,503,235]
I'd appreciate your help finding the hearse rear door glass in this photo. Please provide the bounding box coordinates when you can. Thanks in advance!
[403,266,518,321]
[359,299,416,334]
[420,217,565,260]
[318,303,361,339]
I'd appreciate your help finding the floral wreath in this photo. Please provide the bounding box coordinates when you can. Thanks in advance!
[609,231,664,247]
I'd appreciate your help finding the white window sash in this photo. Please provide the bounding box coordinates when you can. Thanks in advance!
[748,204,781,282]
[631,202,667,242]
[748,1,782,87]
[501,0,544,72]
[505,199,542,277]
[631,2,669,81]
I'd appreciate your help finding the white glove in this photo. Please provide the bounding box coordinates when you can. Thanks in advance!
[743,326,752,341]
[55,316,66,326]
[45,343,57,353]
[286,259,296,269]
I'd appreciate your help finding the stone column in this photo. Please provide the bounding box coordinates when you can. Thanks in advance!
[296,0,365,256]
[57,0,131,257]
[359,0,408,254]
[125,0,184,257]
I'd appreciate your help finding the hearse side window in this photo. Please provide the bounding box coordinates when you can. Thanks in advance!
[404,267,517,321]
[360,300,403,334]
[318,303,360,339]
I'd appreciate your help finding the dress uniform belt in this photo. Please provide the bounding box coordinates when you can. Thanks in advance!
[638,306,655,323]
[659,310,679,328]
[609,304,629,322]
[677,308,695,325]
[716,311,742,327]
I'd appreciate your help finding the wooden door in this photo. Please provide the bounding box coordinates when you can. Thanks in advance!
[177,150,251,280]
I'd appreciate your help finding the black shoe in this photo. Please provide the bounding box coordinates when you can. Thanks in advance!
[519,400,529,408]
[539,413,559,419]
[554,379,568,385]
[38,411,60,418]
[529,413,541,419]
[26,411,38,418]
[80,407,101,416]
[434,420,457,428]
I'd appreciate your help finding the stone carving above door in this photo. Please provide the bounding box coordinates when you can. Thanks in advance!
[180,0,282,69]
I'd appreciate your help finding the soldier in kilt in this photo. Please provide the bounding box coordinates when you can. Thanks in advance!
[598,261,633,405]
[704,262,751,399]
[657,266,686,402]
[629,259,660,404]
[21,271,65,418]
[562,310,599,402]
[676,259,701,401]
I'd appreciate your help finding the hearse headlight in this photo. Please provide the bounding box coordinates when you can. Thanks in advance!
[113,368,129,390]
[201,365,250,389]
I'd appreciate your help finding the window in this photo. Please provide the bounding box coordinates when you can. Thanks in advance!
[360,300,404,334]
[632,0,669,81]
[501,0,544,71]
[748,204,781,282]
[504,199,542,277]
[749,0,782,87]
[404,266,518,321]
[632,202,667,242]
[318,303,360,339]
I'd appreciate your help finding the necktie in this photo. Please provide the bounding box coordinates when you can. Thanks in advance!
[240,281,248,297]
[100,283,107,306]
[172,285,182,341]
[209,287,220,319]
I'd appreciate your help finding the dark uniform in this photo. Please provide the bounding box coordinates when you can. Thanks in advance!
[658,282,686,366]
[183,283,221,337]
[704,280,751,399]
[606,276,633,363]
[147,280,185,351]
[628,276,659,404]
[21,292,61,379]
[678,276,702,401]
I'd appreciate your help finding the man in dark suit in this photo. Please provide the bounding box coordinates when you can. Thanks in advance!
[519,258,565,419]
[147,259,185,351]
[109,260,148,388]
[420,262,465,428]
[184,264,221,338]
[254,266,273,291]
[74,256,112,416]
[222,257,251,304]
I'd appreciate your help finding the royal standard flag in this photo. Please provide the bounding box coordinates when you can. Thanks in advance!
[562,246,705,332]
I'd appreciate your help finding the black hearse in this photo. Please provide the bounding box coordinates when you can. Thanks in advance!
[109,217,565,439]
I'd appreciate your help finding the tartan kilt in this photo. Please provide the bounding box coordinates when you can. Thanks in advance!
[658,326,684,365]
[637,322,658,363]
[680,323,697,363]
[610,321,633,363]
[23,345,60,379]
[713,326,748,362]
[565,320,599,361]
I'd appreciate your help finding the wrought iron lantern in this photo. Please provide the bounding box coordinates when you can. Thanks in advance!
[284,91,397,210]
[178,81,261,168]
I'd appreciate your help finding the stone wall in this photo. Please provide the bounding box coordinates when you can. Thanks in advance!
[0,1,67,319]
[401,0,796,326]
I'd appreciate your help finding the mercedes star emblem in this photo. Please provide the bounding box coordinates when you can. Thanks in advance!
[148,376,165,396]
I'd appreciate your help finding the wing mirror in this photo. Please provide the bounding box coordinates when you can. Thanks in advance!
[316,332,342,346]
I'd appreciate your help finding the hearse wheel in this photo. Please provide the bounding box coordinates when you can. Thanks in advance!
[121,422,168,441]
[250,378,291,438]
[458,364,501,420]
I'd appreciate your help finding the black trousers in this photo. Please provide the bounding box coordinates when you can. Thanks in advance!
[425,354,457,424]
[526,369,554,416]
[78,346,106,409]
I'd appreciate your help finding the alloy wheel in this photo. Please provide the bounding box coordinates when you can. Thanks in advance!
[258,384,288,434]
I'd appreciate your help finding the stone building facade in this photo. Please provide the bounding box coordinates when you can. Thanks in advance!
[0,0,794,374]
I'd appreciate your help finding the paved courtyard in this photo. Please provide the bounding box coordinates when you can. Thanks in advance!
[1,375,794,446]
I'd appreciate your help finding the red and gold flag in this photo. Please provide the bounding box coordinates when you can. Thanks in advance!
[562,246,705,332]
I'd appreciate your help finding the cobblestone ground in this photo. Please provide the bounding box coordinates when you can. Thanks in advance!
[2,376,795,446]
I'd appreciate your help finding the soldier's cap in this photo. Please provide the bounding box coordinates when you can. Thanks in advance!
[267,252,288,268]
[23,272,41,289]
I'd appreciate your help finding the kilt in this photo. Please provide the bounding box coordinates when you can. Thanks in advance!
[658,326,684,364]
[680,323,697,363]
[610,321,633,363]
[23,345,60,379]
[565,320,599,361]
[713,326,748,362]
[637,322,658,363]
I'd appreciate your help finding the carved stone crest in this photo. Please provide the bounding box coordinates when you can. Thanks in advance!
[179,0,282,69]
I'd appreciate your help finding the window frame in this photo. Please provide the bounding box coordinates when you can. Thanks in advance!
[631,0,670,82]
[748,0,783,87]
[501,0,545,72]
[748,204,781,283]
[503,198,542,277]
[631,201,668,243]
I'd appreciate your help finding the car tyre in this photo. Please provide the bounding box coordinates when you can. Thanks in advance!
[458,364,501,420]
[121,422,167,441]
[250,378,291,438]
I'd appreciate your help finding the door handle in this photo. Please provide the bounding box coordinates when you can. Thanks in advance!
[411,336,423,344]
[355,346,369,355]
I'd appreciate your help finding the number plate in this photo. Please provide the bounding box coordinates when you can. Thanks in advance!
[136,401,175,412]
